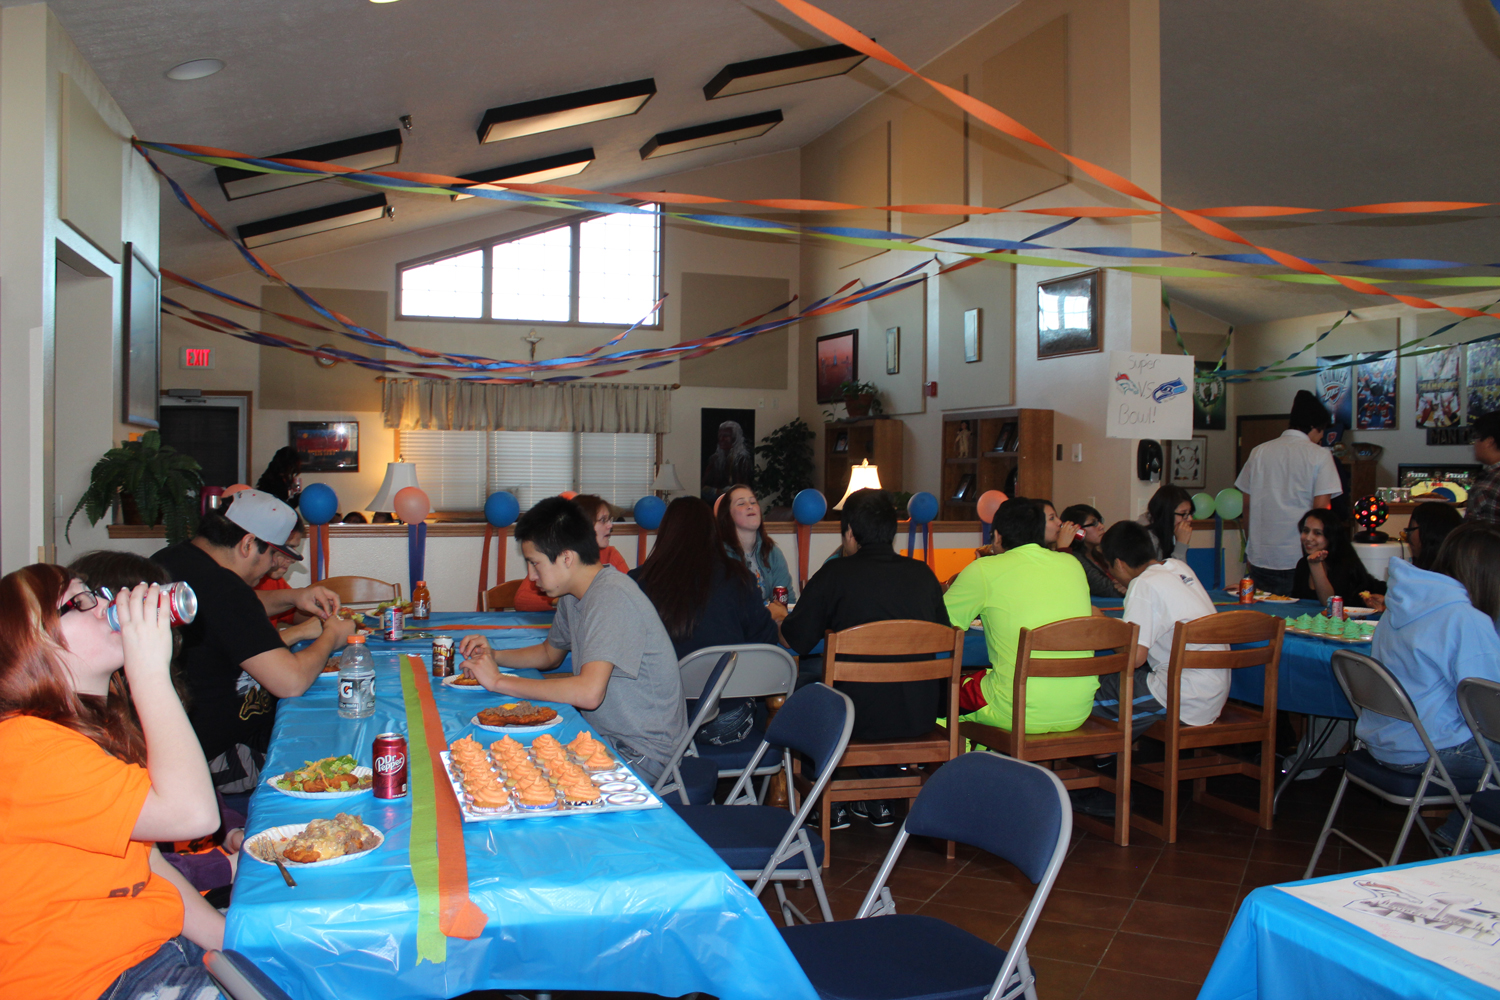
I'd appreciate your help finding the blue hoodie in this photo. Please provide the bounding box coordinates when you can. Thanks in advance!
[1357,558,1500,765]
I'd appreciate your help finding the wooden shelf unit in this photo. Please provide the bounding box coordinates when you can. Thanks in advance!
[824,418,904,513]
[940,408,1054,522]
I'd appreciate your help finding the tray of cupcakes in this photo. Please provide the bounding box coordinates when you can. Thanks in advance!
[441,731,662,822]
[1284,612,1376,643]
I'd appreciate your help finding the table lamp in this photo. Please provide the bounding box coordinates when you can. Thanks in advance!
[1352,494,1389,543]
[368,462,420,516]
[834,459,881,510]
[652,462,684,499]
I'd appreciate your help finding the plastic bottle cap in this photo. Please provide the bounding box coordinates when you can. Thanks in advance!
[416,580,426,586]
[347,634,366,643]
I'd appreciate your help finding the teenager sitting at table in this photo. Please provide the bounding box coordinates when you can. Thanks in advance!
[251,516,326,645]
[1290,507,1386,607]
[717,483,794,611]
[1060,502,1125,597]
[1137,484,1195,563]
[1093,521,1228,736]
[944,497,1093,733]
[458,497,686,782]
[0,568,225,999]
[515,494,629,611]
[632,496,778,745]
[1359,522,1500,848]
[1406,501,1463,571]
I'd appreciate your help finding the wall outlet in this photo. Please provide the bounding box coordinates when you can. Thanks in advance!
[1072,443,1083,463]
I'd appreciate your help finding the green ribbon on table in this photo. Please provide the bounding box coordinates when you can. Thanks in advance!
[400,659,446,965]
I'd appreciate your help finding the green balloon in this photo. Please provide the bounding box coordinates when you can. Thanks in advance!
[1191,492,1217,520]
[1214,487,1244,520]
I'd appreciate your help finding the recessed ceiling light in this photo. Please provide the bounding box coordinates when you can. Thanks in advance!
[452,148,596,201]
[477,79,656,144]
[214,129,404,200]
[165,59,225,81]
[639,110,783,159]
[237,194,391,249]
[704,43,868,100]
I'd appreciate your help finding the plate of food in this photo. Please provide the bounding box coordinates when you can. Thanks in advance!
[1343,606,1378,618]
[266,755,373,798]
[245,813,383,868]
[472,701,562,733]
[318,655,342,680]
[443,673,487,690]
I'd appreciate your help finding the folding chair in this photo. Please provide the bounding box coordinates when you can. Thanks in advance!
[1304,650,1480,877]
[808,619,964,866]
[1132,610,1283,843]
[203,950,294,1000]
[779,752,1070,1000]
[678,643,798,804]
[1454,678,1500,853]
[673,683,854,925]
[654,651,737,805]
[960,616,1140,846]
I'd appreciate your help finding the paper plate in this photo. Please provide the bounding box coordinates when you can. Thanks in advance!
[245,822,383,868]
[1343,606,1378,617]
[471,712,563,734]
[441,675,491,691]
[264,765,373,799]
[1258,594,1297,603]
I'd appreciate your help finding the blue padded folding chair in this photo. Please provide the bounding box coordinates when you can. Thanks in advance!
[679,643,799,805]
[779,752,1070,1000]
[673,682,854,925]
[1452,678,1500,854]
[1305,649,1480,878]
[203,950,295,1000]
[654,651,737,805]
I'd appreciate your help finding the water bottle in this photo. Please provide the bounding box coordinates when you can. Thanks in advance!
[338,634,376,719]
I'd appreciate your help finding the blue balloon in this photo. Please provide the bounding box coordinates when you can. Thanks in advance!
[792,488,827,525]
[633,495,667,531]
[298,483,339,525]
[906,491,939,525]
[484,490,520,528]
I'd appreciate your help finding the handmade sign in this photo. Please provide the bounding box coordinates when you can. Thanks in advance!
[1106,352,1194,440]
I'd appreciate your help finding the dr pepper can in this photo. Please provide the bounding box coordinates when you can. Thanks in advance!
[373,733,408,799]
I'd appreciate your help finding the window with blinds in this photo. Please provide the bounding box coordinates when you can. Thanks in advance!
[398,431,487,511]
[488,432,576,511]
[578,432,655,506]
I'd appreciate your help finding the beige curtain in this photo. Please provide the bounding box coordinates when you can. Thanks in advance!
[382,379,672,434]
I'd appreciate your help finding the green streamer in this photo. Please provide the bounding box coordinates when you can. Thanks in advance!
[399,657,446,965]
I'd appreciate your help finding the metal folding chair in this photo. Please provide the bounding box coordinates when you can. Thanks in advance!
[1305,649,1480,878]
[653,651,736,805]
[1452,677,1500,853]
[779,752,1070,1000]
[678,643,798,804]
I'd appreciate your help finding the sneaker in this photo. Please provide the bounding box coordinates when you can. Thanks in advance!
[827,804,851,831]
[1068,788,1117,819]
[851,801,896,827]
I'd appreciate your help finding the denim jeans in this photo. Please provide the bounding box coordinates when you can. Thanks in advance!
[1384,735,1500,845]
[97,937,223,1000]
[1247,563,1296,597]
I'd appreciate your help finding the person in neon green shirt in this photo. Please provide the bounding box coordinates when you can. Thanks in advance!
[944,497,1094,732]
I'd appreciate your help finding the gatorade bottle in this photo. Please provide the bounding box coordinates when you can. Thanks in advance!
[338,635,375,719]
[412,580,431,621]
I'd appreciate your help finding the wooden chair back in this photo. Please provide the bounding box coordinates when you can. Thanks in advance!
[1011,615,1141,755]
[322,575,401,607]
[485,579,523,611]
[823,619,966,688]
[1161,610,1283,736]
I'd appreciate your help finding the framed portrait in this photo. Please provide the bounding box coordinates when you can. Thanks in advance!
[885,327,900,375]
[700,407,755,501]
[122,243,161,428]
[290,421,359,472]
[833,430,849,453]
[1168,436,1207,490]
[964,308,981,363]
[815,330,857,403]
[1037,270,1102,360]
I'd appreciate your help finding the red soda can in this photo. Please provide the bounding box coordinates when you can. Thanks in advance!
[1331,596,1344,620]
[382,605,405,641]
[772,586,789,605]
[104,581,198,631]
[1239,577,1256,604]
[372,733,408,799]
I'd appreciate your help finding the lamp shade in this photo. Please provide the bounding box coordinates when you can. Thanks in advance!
[652,462,685,493]
[834,459,881,510]
[368,462,420,512]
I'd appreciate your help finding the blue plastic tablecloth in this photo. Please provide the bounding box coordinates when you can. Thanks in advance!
[1199,851,1500,1000]
[228,612,818,1000]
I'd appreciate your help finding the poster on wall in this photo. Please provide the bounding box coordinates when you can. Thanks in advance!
[1193,361,1227,430]
[1168,437,1207,489]
[1316,355,1354,433]
[1415,346,1463,428]
[700,408,755,501]
[1105,351,1194,441]
[1467,341,1500,424]
[1355,351,1398,430]
[289,421,359,472]
[815,330,857,403]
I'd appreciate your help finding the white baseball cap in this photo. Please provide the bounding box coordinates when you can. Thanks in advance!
[223,489,303,561]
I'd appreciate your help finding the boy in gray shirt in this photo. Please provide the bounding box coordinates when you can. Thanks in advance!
[458,497,685,781]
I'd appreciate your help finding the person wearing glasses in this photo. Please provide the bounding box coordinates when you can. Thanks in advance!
[514,494,629,611]
[1060,503,1125,597]
[1137,485,1196,563]
[0,568,226,999]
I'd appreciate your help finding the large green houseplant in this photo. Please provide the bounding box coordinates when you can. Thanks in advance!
[754,417,815,509]
[66,431,205,545]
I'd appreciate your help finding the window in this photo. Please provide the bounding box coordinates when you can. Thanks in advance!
[399,429,656,512]
[398,207,661,326]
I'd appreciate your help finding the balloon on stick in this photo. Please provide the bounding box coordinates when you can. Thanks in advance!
[298,484,339,582]
[1213,487,1244,521]
[1191,492,1217,521]
[394,487,431,599]
[633,495,667,564]
[906,491,938,566]
[477,491,521,608]
[976,490,1007,547]
[791,488,827,588]
[484,490,520,528]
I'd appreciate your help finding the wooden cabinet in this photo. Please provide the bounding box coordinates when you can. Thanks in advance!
[940,409,1053,522]
[824,418,903,510]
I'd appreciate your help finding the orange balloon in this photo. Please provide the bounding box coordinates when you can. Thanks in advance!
[393,486,430,524]
[976,490,1008,523]
[221,483,251,498]
[559,491,578,500]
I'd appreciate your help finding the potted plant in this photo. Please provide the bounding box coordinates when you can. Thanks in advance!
[66,431,205,545]
[839,380,883,419]
[754,417,815,512]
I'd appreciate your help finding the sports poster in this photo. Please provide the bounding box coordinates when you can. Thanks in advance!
[1316,355,1354,432]
[1467,341,1500,424]
[1354,351,1398,430]
[1193,361,1227,430]
[1415,346,1462,428]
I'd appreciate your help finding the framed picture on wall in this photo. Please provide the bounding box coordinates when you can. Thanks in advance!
[1036,270,1102,360]
[885,327,900,375]
[964,309,981,363]
[700,408,755,501]
[290,421,359,472]
[122,243,161,428]
[1168,436,1207,489]
[815,330,858,403]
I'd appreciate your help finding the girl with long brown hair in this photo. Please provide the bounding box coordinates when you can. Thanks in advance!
[715,484,794,608]
[0,566,224,999]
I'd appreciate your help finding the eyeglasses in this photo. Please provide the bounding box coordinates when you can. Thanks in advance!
[1080,521,1102,530]
[1174,508,1193,520]
[60,586,108,616]
[595,514,613,526]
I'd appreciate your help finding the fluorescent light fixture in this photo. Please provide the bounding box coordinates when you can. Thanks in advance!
[214,129,404,200]
[237,194,391,249]
[166,59,225,81]
[703,43,867,100]
[477,79,655,144]
[639,109,782,159]
[450,148,595,201]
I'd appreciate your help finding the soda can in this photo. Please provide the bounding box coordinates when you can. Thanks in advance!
[103,581,199,632]
[382,605,405,641]
[1239,577,1256,604]
[373,733,408,799]
[772,586,788,605]
[432,635,455,677]
[1331,596,1344,621]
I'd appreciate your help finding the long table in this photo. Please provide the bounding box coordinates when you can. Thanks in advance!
[227,612,817,1000]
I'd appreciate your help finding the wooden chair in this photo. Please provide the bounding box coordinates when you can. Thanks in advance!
[485,579,523,611]
[800,619,964,867]
[321,575,402,609]
[1131,610,1284,843]
[959,616,1141,846]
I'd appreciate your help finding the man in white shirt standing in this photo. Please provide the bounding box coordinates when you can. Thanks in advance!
[1234,390,1343,596]
[1092,521,1230,735]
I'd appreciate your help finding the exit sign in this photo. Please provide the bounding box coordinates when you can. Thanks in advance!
[180,347,214,369]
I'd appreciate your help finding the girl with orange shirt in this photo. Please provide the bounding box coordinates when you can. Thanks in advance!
[0,566,225,999]
[514,494,629,610]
